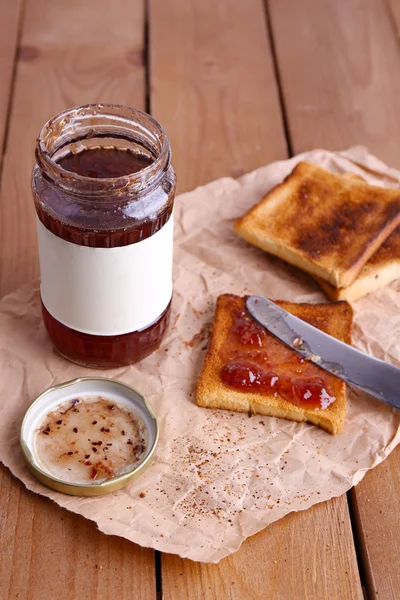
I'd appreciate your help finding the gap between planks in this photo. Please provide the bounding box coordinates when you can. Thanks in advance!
[0,0,24,170]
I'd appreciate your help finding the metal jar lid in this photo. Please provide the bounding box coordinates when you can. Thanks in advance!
[20,377,159,496]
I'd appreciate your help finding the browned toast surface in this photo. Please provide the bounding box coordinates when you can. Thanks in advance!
[196,294,353,435]
[235,162,400,288]
[317,227,400,300]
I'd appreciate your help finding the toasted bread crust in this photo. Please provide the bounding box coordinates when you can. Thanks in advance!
[197,295,353,435]
[235,162,400,288]
[316,227,400,300]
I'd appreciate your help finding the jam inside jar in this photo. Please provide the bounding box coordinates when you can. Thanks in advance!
[32,104,176,368]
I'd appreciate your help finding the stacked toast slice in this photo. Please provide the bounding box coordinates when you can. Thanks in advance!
[316,226,400,300]
[235,162,400,299]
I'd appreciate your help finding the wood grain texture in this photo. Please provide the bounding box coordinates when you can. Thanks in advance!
[386,0,400,39]
[268,0,400,167]
[0,1,156,598]
[269,0,400,596]
[149,0,287,193]
[349,447,400,600]
[376,0,400,562]
[162,498,362,600]
[0,467,156,600]
[151,1,363,598]
[0,0,22,164]
[0,0,146,297]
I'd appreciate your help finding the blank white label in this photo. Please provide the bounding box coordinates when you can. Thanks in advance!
[37,215,173,336]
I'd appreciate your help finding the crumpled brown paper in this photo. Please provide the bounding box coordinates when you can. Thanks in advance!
[0,147,399,563]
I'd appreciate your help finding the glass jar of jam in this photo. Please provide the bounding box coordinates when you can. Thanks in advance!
[32,104,176,368]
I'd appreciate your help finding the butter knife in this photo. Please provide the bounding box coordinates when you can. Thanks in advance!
[246,295,400,410]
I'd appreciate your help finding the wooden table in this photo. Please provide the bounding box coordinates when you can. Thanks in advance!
[0,1,399,598]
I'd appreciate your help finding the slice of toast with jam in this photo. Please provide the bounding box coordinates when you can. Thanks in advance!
[196,294,353,435]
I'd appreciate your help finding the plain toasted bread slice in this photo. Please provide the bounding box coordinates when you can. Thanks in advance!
[196,294,353,435]
[316,227,400,300]
[235,162,400,288]
[316,174,400,300]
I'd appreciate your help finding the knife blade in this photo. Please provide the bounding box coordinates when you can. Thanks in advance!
[246,295,400,410]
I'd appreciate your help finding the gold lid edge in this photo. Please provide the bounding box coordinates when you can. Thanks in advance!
[20,377,159,496]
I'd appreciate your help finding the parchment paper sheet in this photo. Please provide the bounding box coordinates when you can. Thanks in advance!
[0,147,399,563]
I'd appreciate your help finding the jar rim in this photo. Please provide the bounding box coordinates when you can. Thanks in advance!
[35,104,171,196]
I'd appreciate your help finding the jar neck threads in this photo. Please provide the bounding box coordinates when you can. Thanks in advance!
[35,104,171,201]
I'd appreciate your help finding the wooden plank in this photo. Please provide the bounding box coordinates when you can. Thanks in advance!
[0,467,156,600]
[149,0,287,193]
[387,0,400,40]
[162,498,361,600]
[150,1,363,598]
[0,0,22,164]
[0,1,156,598]
[267,0,400,167]
[268,0,400,597]
[349,448,400,600]
[0,0,146,297]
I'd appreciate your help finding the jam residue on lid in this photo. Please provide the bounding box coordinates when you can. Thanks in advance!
[35,396,146,484]
[220,302,338,410]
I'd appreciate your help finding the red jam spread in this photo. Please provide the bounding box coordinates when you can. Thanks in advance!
[58,147,152,179]
[220,299,338,410]
[36,147,173,247]
[34,146,173,368]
